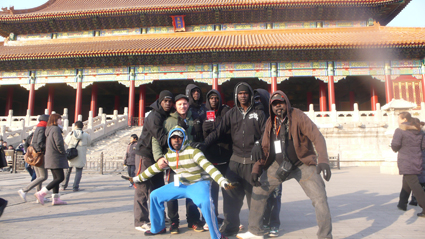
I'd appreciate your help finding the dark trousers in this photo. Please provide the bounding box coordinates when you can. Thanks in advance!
[134,155,164,226]
[263,184,282,228]
[210,163,228,218]
[220,160,254,235]
[399,174,425,211]
[46,169,65,194]
[25,162,36,181]
[127,165,136,178]
[167,170,201,225]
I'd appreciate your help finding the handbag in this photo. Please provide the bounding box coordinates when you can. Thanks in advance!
[66,131,82,160]
[24,134,44,167]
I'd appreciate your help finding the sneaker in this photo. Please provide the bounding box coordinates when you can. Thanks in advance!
[236,231,264,239]
[170,223,180,234]
[190,221,205,232]
[262,225,270,234]
[129,184,133,187]
[144,228,166,236]
[135,223,151,232]
[417,212,425,217]
[269,227,279,237]
[18,189,27,202]
[239,224,244,231]
[73,188,80,192]
[203,223,209,231]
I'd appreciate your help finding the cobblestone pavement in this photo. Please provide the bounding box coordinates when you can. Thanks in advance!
[1,166,424,239]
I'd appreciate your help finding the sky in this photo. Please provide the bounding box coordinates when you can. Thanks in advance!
[0,0,424,41]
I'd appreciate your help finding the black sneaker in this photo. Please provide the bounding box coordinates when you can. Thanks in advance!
[189,221,205,232]
[144,228,166,236]
[170,223,180,234]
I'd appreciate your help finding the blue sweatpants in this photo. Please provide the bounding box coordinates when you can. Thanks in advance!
[150,180,221,239]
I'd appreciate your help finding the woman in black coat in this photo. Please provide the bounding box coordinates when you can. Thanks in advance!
[391,112,425,217]
[34,113,69,206]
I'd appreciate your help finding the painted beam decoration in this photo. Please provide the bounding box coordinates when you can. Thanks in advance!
[83,67,130,84]
[391,60,422,76]
[218,63,271,84]
[135,64,213,85]
[0,71,29,85]
[277,61,327,82]
[171,15,186,32]
[35,69,77,84]
[334,61,385,81]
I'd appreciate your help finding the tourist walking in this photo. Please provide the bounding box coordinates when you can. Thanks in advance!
[62,121,91,192]
[391,112,425,217]
[17,115,49,202]
[34,113,69,205]
[124,134,138,187]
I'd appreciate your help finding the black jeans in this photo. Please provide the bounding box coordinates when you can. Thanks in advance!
[220,161,254,235]
[46,169,65,194]
[167,170,201,225]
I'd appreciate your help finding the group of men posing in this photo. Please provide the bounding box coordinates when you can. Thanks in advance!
[124,82,332,239]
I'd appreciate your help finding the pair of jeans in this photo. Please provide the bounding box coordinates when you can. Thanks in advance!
[263,184,282,228]
[46,169,65,194]
[25,162,37,181]
[248,161,332,239]
[150,181,222,239]
[23,164,48,193]
[62,167,83,190]
[399,174,425,210]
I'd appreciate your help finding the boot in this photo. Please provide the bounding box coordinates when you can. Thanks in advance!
[409,196,418,206]
[52,194,67,205]
[34,187,48,205]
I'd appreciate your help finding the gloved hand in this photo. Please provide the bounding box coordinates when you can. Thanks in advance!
[251,173,262,186]
[121,175,134,184]
[251,141,263,161]
[177,116,188,130]
[316,163,331,181]
[220,179,239,190]
[190,142,207,152]
[193,118,202,134]
[203,121,214,134]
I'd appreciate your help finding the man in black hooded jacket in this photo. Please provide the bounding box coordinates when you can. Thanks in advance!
[133,90,174,232]
[186,83,207,141]
[200,82,266,236]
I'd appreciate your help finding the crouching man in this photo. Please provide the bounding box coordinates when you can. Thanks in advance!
[123,126,235,239]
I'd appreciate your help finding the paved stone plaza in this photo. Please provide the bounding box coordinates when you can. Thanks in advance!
[0,166,424,239]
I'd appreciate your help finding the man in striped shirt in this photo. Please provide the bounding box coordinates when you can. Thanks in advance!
[129,126,234,239]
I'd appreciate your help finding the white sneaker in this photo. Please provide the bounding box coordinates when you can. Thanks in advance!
[203,224,209,231]
[18,189,27,202]
[135,223,151,232]
[239,224,244,231]
[236,231,264,239]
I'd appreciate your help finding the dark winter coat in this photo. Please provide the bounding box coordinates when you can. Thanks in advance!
[252,90,329,175]
[135,99,171,159]
[44,125,68,169]
[391,123,425,175]
[202,89,232,164]
[204,82,266,164]
[185,84,207,122]
[32,126,47,153]
[125,141,137,166]
[254,89,270,118]
[418,149,425,183]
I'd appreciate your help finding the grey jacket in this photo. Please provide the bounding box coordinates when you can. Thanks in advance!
[44,125,69,169]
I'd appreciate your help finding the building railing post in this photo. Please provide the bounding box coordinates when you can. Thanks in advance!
[100,152,104,175]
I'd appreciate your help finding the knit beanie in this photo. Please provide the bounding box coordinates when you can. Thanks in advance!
[38,114,49,122]
[158,90,174,103]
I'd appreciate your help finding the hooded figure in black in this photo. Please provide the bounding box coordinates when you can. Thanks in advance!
[134,90,174,229]
[202,82,266,236]
[254,89,270,118]
[202,89,232,220]
[185,84,207,141]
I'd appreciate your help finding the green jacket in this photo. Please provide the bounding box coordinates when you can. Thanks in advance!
[152,110,195,161]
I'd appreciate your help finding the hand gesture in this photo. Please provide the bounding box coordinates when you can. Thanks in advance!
[121,175,134,184]
[316,163,331,181]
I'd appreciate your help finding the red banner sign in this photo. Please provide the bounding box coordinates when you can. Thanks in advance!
[171,15,186,32]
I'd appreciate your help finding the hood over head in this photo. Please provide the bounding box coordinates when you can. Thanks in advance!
[269,90,293,122]
[72,129,84,140]
[205,89,223,113]
[167,126,189,152]
[254,89,270,118]
[234,82,254,111]
[185,84,203,108]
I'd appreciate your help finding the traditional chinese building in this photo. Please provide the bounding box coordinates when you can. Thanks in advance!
[1,0,424,126]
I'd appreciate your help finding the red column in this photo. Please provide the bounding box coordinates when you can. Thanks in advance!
[5,88,13,116]
[370,84,378,111]
[138,85,145,126]
[128,80,135,126]
[47,86,54,115]
[421,74,425,103]
[385,75,393,103]
[349,91,355,111]
[74,82,83,122]
[319,81,327,111]
[114,95,120,111]
[328,76,335,110]
[307,92,312,108]
[212,78,218,90]
[271,76,277,93]
[90,84,98,116]
[28,83,35,116]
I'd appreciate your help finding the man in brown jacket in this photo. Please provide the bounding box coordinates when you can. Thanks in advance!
[237,90,332,239]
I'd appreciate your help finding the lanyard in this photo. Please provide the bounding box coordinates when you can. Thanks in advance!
[175,150,179,169]
[274,116,281,137]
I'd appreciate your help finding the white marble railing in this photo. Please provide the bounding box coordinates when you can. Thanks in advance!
[0,107,128,147]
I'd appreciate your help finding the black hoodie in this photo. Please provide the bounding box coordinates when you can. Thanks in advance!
[202,89,232,164]
[135,99,171,159]
[204,82,266,164]
[254,89,270,118]
[185,83,207,121]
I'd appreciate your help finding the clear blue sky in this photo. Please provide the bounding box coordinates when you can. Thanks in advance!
[0,0,424,41]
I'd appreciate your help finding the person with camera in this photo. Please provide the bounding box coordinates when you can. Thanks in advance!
[62,121,91,192]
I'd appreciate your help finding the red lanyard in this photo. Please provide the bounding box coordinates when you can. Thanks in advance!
[275,116,281,137]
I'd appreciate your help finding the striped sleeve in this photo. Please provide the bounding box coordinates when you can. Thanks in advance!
[136,163,164,182]
[193,148,226,186]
